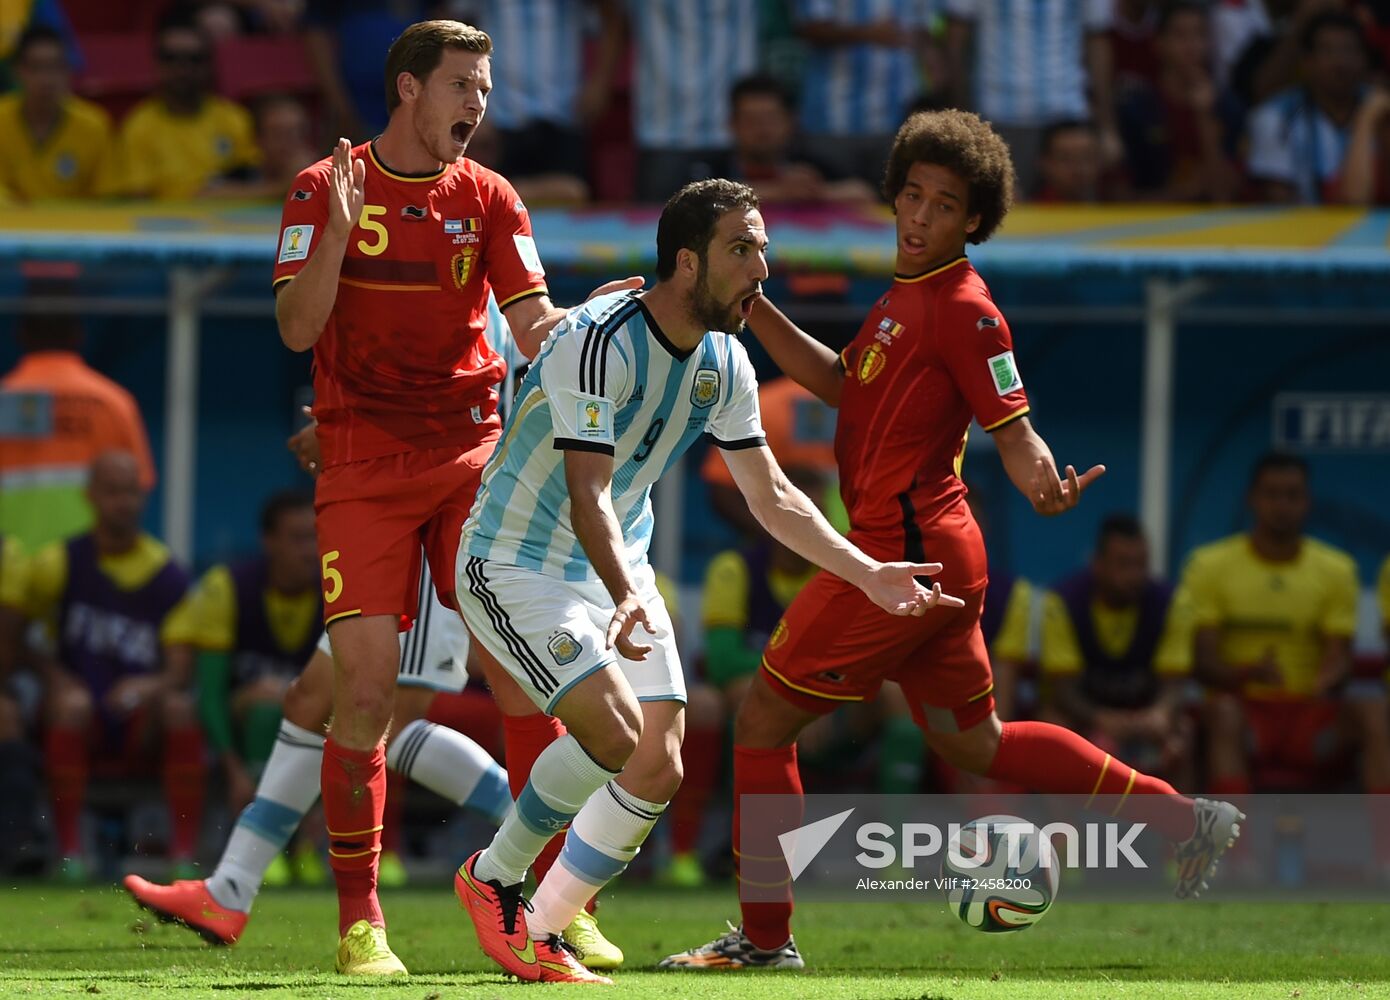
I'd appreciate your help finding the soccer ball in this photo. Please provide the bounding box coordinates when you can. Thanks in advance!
[940,814,1059,932]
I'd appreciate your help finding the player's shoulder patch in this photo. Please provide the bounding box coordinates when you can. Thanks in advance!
[278,224,314,263]
[986,350,1022,396]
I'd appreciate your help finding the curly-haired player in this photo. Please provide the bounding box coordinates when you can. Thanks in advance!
[661,111,1244,971]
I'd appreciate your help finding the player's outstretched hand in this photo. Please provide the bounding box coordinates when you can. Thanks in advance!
[327,137,366,238]
[585,276,644,301]
[861,561,967,617]
[606,595,660,661]
[1029,458,1105,516]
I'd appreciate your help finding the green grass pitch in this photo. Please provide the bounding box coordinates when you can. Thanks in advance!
[1,884,1386,999]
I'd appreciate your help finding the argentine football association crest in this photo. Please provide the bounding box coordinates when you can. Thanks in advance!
[691,369,721,408]
[451,249,476,289]
[548,630,582,666]
[858,343,887,385]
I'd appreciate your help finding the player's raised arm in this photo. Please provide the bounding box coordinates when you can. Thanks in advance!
[746,296,846,407]
[722,444,964,617]
[274,139,363,352]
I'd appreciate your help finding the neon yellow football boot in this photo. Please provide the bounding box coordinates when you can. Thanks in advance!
[565,908,624,970]
[335,919,408,976]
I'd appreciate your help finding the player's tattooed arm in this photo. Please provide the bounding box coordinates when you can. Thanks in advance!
[992,417,1105,517]
[745,296,845,407]
[275,139,363,352]
[564,449,657,661]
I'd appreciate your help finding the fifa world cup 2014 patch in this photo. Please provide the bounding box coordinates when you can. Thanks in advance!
[278,225,314,263]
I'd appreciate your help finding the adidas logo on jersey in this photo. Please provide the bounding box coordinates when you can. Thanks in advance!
[630,384,645,403]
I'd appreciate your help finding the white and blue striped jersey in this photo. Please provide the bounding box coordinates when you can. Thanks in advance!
[795,0,935,137]
[630,0,759,149]
[463,290,765,580]
[944,0,1111,126]
[476,0,584,129]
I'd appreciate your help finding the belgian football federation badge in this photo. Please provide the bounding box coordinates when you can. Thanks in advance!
[858,343,887,385]
[691,369,720,408]
[451,250,475,289]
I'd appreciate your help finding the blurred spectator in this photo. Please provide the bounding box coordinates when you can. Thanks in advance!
[1246,11,1371,203]
[1034,120,1104,201]
[1118,2,1243,202]
[166,0,305,38]
[0,25,114,201]
[473,0,622,189]
[0,534,43,875]
[303,0,442,142]
[706,74,876,205]
[206,94,318,199]
[188,491,320,817]
[1214,0,1273,97]
[0,0,74,90]
[1335,86,1390,203]
[945,0,1120,195]
[792,0,937,188]
[1181,452,1390,795]
[21,451,203,880]
[629,0,759,202]
[465,115,589,205]
[700,376,840,537]
[1039,515,1195,787]
[112,16,261,199]
[0,279,157,552]
[1110,0,1161,92]
[1230,0,1351,108]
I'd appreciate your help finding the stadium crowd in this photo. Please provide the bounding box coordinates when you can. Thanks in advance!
[0,0,1388,891]
[2,0,1390,205]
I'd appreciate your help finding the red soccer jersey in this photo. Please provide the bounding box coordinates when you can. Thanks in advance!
[272,142,548,466]
[836,256,1029,557]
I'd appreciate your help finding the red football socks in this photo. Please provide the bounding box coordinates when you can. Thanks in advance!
[503,712,566,883]
[670,718,723,856]
[986,721,1195,842]
[162,726,206,860]
[733,743,802,951]
[323,737,387,934]
[382,770,405,856]
[44,727,87,857]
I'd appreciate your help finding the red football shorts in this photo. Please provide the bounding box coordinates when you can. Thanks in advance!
[314,417,501,627]
[760,506,994,734]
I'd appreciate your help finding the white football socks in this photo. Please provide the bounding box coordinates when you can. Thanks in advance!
[529,780,666,937]
[386,719,511,824]
[472,734,617,887]
[205,719,323,913]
